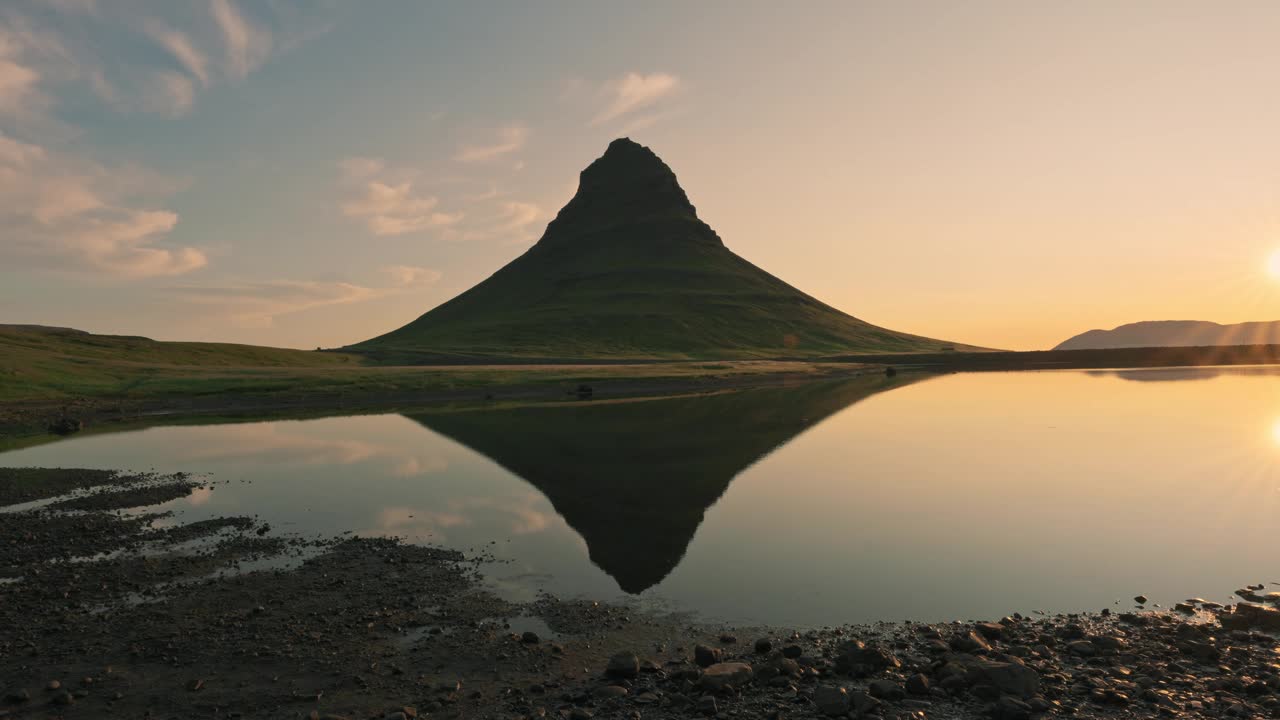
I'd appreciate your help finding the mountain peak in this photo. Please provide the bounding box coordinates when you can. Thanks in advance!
[354,138,973,360]
[542,139,699,240]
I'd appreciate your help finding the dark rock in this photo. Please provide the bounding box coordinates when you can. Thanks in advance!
[950,658,1041,699]
[695,695,717,715]
[593,685,628,699]
[782,644,803,659]
[699,663,753,691]
[694,644,721,667]
[992,695,1032,720]
[754,638,772,654]
[868,679,905,700]
[606,651,639,679]
[521,631,540,644]
[905,673,930,695]
[851,690,881,716]
[834,639,900,675]
[3,689,30,704]
[1222,603,1280,631]
[952,630,993,653]
[1134,595,1148,604]
[975,622,1005,639]
[814,685,850,716]
[719,633,737,644]
[1065,640,1096,656]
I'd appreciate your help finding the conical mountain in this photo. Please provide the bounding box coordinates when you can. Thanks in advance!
[405,374,920,593]
[355,138,971,360]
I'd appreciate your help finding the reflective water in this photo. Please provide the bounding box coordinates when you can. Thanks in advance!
[4,367,1280,626]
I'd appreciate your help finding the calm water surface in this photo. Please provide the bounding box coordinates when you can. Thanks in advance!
[5,367,1280,626]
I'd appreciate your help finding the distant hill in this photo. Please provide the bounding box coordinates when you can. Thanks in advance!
[353,138,977,361]
[1054,320,1280,350]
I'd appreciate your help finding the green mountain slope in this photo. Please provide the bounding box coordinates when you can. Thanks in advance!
[354,139,974,361]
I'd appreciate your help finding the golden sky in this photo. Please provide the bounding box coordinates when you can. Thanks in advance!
[4,1,1280,351]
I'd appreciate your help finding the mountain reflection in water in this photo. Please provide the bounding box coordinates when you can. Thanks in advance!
[405,374,916,593]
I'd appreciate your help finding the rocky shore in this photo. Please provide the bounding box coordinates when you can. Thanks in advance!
[4,468,1280,720]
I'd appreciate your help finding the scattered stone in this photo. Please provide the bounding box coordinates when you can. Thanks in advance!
[814,685,850,716]
[905,673,930,695]
[868,678,905,700]
[835,639,900,675]
[1222,602,1280,631]
[521,630,540,644]
[695,695,718,715]
[593,684,628,699]
[1134,594,1148,604]
[606,651,640,679]
[694,644,721,667]
[699,662,753,691]
[753,637,772,654]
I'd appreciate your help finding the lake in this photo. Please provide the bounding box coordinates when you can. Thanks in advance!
[4,366,1278,627]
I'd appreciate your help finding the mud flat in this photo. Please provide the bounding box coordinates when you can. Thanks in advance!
[3,467,1280,720]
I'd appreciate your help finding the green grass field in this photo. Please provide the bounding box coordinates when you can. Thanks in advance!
[0,325,863,406]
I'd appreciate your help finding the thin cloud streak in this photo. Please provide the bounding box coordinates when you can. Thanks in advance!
[591,72,680,126]
[142,18,210,86]
[455,125,528,162]
[211,0,272,80]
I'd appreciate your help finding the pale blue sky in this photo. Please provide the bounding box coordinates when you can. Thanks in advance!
[5,1,1280,350]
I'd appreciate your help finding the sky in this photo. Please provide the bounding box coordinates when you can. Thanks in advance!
[4,1,1280,351]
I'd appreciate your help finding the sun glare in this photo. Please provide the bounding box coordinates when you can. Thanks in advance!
[1267,249,1280,279]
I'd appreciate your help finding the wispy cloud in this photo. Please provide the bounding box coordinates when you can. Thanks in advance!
[455,125,528,163]
[591,71,681,126]
[211,0,272,81]
[142,18,209,86]
[440,199,545,245]
[166,267,441,329]
[338,158,462,236]
[0,130,204,277]
[342,180,461,236]
[383,264,442,287]
[143,69,196,116]
[339,155,385,182]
